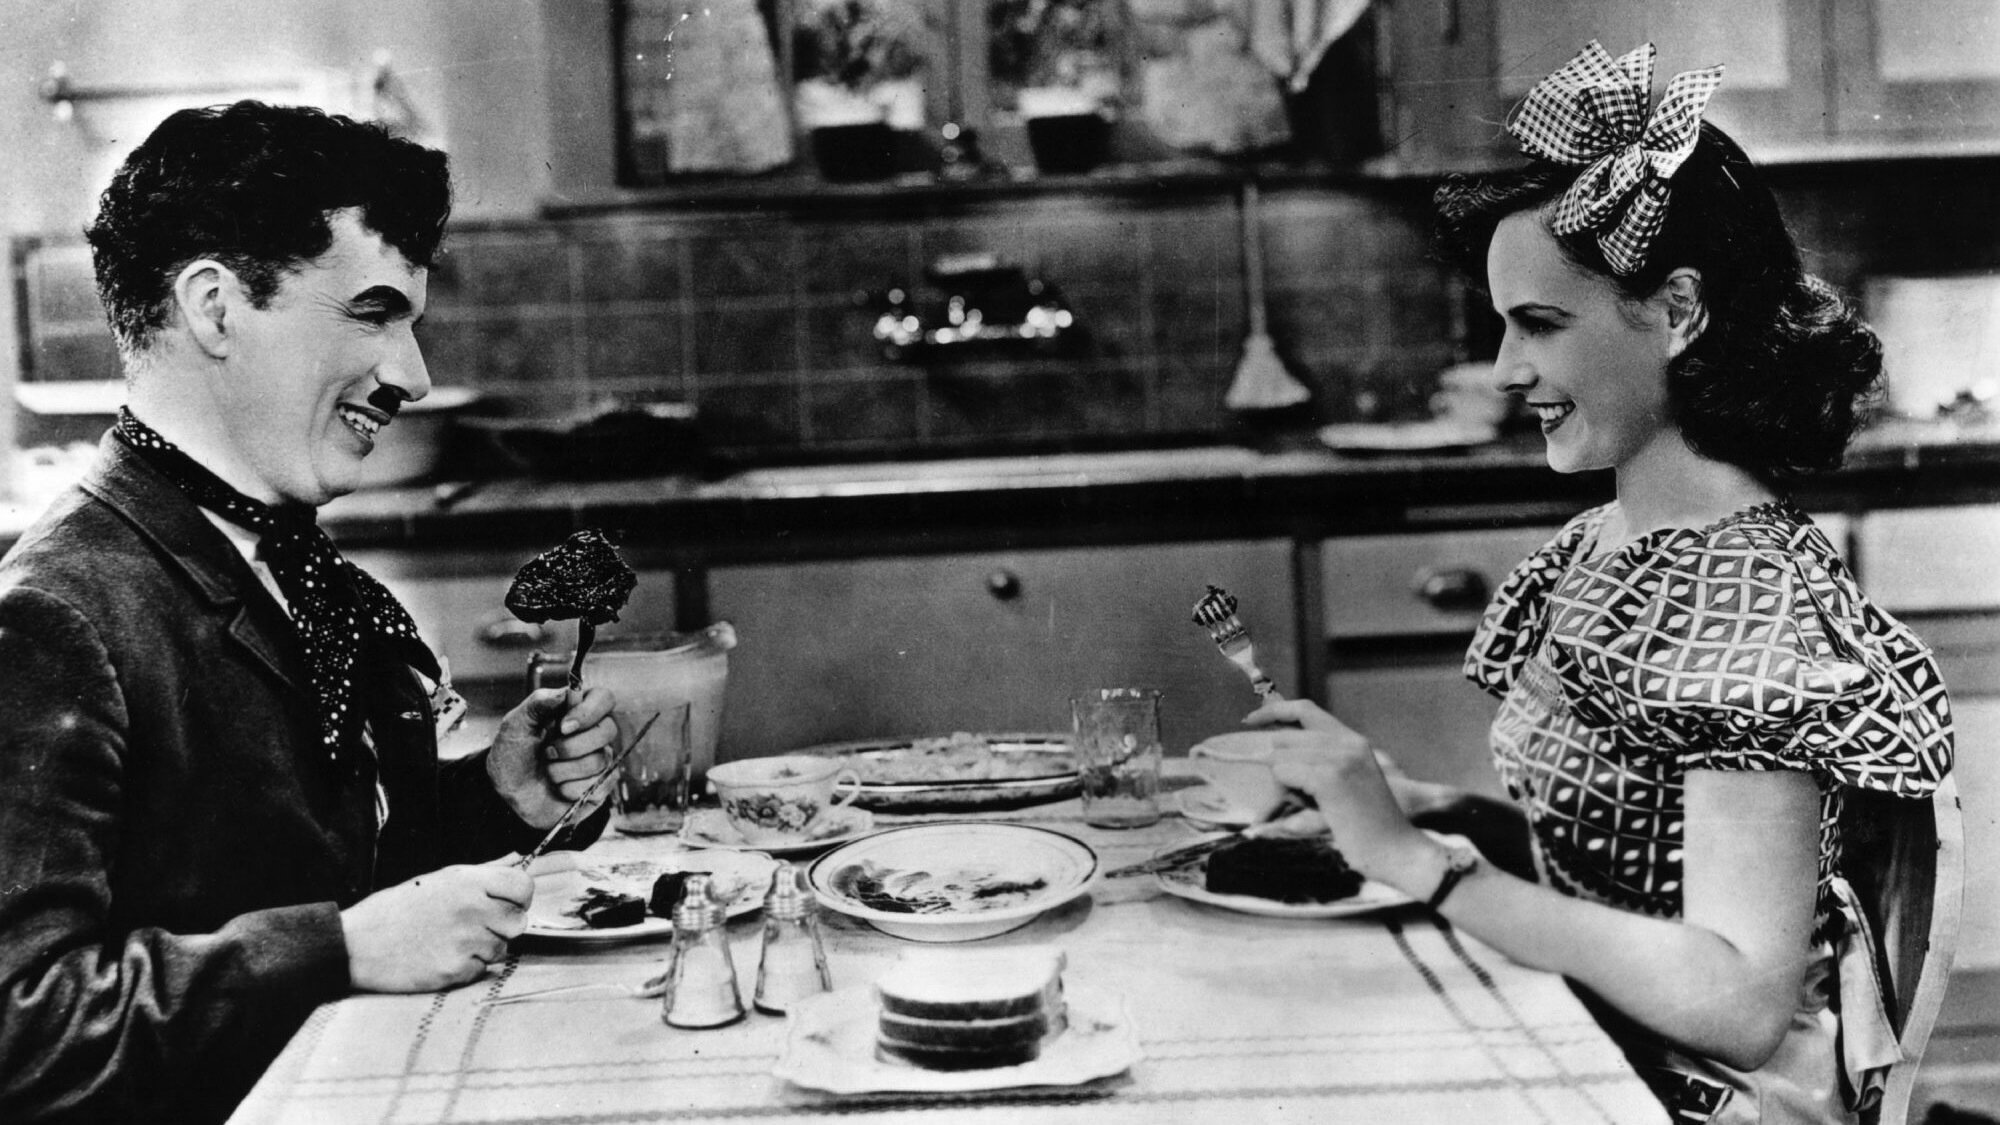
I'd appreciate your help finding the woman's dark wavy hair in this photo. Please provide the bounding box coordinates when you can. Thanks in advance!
[85,100,452,355]
[1434,122,1881,484]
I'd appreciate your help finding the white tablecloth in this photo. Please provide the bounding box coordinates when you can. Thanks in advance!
[230,801,1667,1125]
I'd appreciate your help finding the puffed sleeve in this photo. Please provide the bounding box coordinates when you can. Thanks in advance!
[1538,525,1953,796]
[1464,505,1609,697]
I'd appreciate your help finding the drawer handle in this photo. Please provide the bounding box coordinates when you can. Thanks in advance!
[477,614,554,649]
[1415,567,1489,612]
[986,569,1023,601]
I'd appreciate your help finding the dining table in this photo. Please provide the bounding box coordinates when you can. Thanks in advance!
[227,768,1669,1125]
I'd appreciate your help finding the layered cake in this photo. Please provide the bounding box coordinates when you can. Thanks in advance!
[873,948,1068,1071]
[1203,836,1365,904]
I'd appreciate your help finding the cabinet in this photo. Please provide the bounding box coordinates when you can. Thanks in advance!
[1321,524,1560,798]
[1858,505,2000,971]
[1828,1,2000,144]
[707,540,1297,760]
[1376,0,2000,172]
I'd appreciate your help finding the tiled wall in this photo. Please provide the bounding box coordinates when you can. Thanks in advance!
[25,157,1996,465]
[14,183,1457,463]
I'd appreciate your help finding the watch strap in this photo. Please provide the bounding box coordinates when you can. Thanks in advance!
[1426,843,1479,911]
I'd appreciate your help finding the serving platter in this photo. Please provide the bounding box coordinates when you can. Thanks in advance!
[806,822,1099,942]
[796,732,1079,813]
[773,983,1139,1094]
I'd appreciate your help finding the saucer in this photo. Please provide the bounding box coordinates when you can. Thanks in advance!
[773,983,1139,1093]
[1176,785,1255,830]
[679,805,876,855]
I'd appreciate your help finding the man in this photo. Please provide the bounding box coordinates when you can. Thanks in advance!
[0,102,619,1123]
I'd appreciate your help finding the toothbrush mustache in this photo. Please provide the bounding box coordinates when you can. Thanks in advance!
[366,385,406,419]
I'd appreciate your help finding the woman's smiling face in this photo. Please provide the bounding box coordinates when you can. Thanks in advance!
[1485,212,1685,475]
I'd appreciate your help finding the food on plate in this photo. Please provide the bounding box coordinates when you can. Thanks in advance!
[828,859,1049,915]
[844,732,1076,784]
[1203,836,1365,904]
[570,887,647,928]
[649,871,691,917]
[540,858,750,932]
[505,528,637,626]
[874,948,1068,1071]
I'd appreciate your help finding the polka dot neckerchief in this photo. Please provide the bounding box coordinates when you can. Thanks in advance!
[116,408,441,764]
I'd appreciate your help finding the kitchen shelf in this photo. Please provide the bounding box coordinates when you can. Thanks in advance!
[538,157,1422,218]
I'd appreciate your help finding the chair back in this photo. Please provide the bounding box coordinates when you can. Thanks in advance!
[1840,774,1964,1125]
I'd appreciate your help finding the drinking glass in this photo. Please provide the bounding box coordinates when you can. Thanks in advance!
[1070,688,1164,829]
[606,700,693,835]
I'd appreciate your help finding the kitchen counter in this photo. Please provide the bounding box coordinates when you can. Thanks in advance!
[5,415,1999,562]
[318,413,2000,559]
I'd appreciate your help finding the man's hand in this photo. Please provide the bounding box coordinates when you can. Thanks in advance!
[487,685,619,828]
[340,863,534,992]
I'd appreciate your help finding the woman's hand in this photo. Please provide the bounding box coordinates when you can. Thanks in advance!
[1242,698,1463,820]
[1243,700,1441,889]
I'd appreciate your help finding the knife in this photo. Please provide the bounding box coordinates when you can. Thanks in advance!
[514,710,660,869]
[1105,796,1320,879]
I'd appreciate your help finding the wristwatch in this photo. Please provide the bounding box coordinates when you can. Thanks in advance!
[1426,840,1481,911]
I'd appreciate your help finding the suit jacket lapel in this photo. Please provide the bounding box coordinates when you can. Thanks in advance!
[81,434,308,696]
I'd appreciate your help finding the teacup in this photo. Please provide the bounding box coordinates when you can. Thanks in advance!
[1187,732,1288,822]
[707,755,862,845]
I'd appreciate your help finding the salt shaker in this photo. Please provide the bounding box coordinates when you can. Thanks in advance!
[661,873,746,1029]
[753,862,832,1015]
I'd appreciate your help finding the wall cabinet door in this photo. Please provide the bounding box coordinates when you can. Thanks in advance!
[1380,0,1822,171]
[1828,0,2000,144]
[707,540,1297,760]
[1377,0,2000,169]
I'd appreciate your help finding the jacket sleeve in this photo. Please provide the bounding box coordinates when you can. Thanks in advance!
[0,584,350,1123]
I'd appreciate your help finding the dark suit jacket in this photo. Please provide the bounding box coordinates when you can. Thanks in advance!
[0,435,586,1123]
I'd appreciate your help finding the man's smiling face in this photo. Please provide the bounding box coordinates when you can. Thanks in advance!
[214,208,431,506]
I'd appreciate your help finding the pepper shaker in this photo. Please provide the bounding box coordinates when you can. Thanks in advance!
[753,861,832,1015]
[661,873,746,1029]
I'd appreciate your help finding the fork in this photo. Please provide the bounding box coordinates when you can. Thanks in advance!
[1192,585,1279,700]
[479,968,671,1007]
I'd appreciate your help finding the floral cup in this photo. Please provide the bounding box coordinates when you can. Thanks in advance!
[707,756,863,845]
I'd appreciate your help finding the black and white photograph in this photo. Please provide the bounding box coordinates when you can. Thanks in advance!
[0,2,1995,1122]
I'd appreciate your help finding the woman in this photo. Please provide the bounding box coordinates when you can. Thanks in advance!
[1251,42,1954,1124]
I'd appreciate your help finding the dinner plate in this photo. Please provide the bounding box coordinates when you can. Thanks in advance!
[1153,835,1413,920]
[1153,831,1471,920]
[522,847,779,943]
[796,733,1080,813]
[807,822,1099,942]
[773,983,1139,1094]
[678,805,877,855]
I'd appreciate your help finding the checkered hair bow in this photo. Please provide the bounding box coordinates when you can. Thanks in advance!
[1507,42,1725,276]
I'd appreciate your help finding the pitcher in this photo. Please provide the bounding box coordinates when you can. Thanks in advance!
[529,621,736,833]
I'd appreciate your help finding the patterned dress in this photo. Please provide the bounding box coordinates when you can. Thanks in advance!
[1464,500,1953,1123]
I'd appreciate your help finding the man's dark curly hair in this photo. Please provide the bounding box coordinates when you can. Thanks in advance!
[85,100,452,355]
[1433,122,1881,485]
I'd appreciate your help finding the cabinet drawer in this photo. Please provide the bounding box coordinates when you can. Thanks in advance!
[1858,506,2000,612]
[1324,512,1853,639]
[1323,527,1560,638]
[346,548,681,684]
